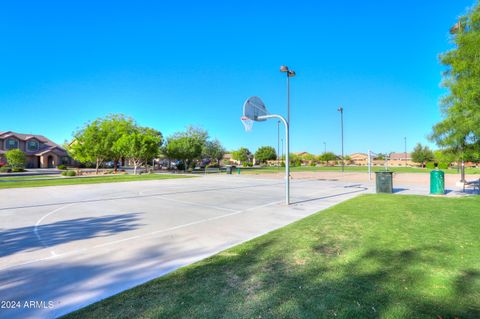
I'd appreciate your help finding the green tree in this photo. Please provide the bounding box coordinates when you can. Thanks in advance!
[430,4,480,165]
[232,147,251,164]
[254,146,277,164]
[319,152,338,165]
[113,127,162,175]
[5,149,26,170]
[411,143,434,167]
[101,114,136,172]
[163,126,209,171]
[202,139,226,165]
[69,114,136,174]
[433,149,456,166]
[69,120,106,174]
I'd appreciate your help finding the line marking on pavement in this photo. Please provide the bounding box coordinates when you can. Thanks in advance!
[152,195,239,213]
[0,199,282,272]
[33,204,74,250]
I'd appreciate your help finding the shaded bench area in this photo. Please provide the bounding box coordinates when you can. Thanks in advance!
[463,178,480,194]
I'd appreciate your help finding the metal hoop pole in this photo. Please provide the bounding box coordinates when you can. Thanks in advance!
[258,114,289,205]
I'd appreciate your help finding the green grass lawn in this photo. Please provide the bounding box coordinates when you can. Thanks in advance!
[64,195,480,319]
[0,174,62,180]
[239,165,480,175]
[0,173,193,189]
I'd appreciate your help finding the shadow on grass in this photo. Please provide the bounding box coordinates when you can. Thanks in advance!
[110,240,480,319]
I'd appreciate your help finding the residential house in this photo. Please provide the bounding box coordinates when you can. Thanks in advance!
[388,152,414,167]
[0,131,71,168]
[349,153,369,166]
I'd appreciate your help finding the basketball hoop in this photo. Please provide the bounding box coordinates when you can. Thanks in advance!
[241,96,291,205]
[240,116,254,132]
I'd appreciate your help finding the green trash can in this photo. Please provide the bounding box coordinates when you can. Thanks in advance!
[237,167,241,174]
[375,171,393,193]
[430,169,445,195]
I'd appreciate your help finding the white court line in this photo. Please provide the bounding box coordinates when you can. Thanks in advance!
[152,195,239,213]
[0,199,282,271]
[33,204,74,252]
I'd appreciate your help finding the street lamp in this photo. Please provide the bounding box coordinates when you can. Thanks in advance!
[280,66,296,125]
[338,106,344,173]
[280,66,295,161]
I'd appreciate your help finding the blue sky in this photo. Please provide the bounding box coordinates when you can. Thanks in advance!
[0,1,475,154]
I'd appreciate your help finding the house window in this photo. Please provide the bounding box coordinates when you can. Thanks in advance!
[27,140,39,151]
[6,139,18,149]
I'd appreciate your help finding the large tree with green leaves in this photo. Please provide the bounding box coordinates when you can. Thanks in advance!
[232,147,251,164]
[254,146,277,164]
[163,126,209,171]
[113,127,162,175]
[430,3,480,164]
[100,114,136,172]
[69,114,136,174]
[411,143,434,167]
[202,139,226,165]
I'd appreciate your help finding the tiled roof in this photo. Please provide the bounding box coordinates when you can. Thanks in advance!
[0,131,62,148]
[389,152,411,160]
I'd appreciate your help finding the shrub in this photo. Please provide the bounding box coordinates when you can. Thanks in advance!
[310,162,316,167]
[57,164,67,170]
[426,162,436,169]
[438,162,449,170]
[5,149,26,170]
[281,161,285,167]
[11,168,26,172]
[62,170,77,177]
[242,162,248,167]
[176,162,185,171]
[0,166,12,173]
[247,162,253,167]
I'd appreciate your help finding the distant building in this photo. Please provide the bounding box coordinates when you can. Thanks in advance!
[0,131,71,168]
[349,153,369,165]
[389,152,411,161]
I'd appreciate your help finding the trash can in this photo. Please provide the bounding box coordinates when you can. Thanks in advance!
[237,167,241,174]
[226,166,232,174]
[375,171,393,193]
[430,169,445,195]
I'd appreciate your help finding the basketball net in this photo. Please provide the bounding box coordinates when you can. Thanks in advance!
[240,116,254,132]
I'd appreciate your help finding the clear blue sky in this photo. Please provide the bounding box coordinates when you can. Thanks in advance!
[0,1,475,155]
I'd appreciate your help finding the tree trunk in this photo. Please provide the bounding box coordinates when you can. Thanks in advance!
[95,158,100,175]
[133,164,137,175]
[114,159,118,173]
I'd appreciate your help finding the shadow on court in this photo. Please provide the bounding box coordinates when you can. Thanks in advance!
[0,213,142,258]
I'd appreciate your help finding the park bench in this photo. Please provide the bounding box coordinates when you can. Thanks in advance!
[463,178,480,194]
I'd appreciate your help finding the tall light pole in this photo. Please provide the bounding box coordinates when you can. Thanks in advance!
[280,65,295,167]
[281,138,284,162]
[338,106,344,173]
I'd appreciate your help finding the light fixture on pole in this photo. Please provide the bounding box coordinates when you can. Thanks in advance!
[337,106,344,173]
[280,66,295,126]
[280,65,295,168]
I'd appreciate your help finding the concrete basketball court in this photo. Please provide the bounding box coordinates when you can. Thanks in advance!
[0,174,371,319]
